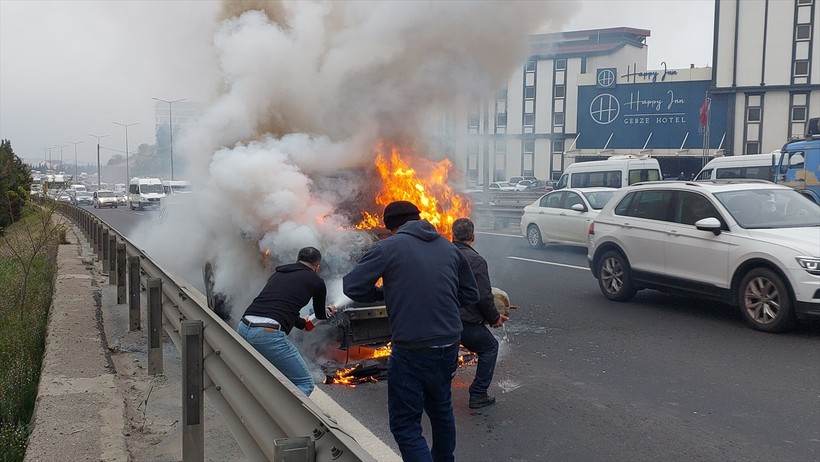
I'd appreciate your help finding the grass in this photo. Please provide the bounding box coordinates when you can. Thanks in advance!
[0,209,59,462]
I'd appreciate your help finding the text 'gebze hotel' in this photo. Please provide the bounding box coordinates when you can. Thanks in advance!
[445,0,819,184]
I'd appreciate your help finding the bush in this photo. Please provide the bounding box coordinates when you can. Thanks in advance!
[0,210,59,461]
[0,139,32,228]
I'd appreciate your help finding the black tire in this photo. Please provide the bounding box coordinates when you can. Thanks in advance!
[526,224,544,247]
[737,268,796,333]
[596,250,637,301]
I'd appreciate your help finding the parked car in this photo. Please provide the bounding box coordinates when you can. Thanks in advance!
[489,182,516,191]
[514,180,535,191]
[523,180,555,192]
[93,190,119,208]
[587,179,820,333]
[522,187,617,247]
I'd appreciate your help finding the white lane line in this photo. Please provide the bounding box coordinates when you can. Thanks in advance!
[476,231,523,238]
[507,256,590,271]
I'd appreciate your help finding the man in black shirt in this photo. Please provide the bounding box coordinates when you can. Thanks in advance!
[237,247,332,396]
[452,218,508,409]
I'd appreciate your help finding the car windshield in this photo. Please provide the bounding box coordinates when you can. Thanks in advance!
[140,184,164,194]
[97,191,114,197]
[582,190,617,210]
[716,189,820,229]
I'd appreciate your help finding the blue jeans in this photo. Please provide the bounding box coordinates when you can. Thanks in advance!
[388,345,458,462]
[459,322,499,396]
[236,323,315,396]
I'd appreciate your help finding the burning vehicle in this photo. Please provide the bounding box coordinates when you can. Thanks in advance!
[192,141,510,382]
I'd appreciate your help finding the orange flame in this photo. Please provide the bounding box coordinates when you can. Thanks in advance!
[356,142,470,240]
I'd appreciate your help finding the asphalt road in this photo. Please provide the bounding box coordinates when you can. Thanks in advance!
[85,205,820,461]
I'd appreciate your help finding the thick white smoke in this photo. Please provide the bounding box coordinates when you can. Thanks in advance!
[134,1,577,320]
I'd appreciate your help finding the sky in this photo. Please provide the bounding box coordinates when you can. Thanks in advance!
[0,0,715,166]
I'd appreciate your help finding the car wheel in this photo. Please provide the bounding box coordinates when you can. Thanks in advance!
[597,250,637,302]
[526,224,544,247]
[737,268,795,333]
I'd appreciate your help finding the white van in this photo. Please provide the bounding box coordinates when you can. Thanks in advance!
[162,180,192,195]
[69,184,87,194]
[694,152,778,181]
[128,177,166,210]
[555,155,662,189]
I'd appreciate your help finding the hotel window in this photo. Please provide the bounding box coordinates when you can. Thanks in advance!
[524,86,536,99]
[554,85,565,98]
[522,140,535,177]
[524,113,535,127]
[794,60,809,77]
[523,61,536,134]
[495,86,508,133]
[580,57,587,74]
[797,0,812,4]
[789,93,809,139]
[796,24,811,40]
[743,94,763,155]
[553,113,565,126]
[494,143,507,181]
[552,139,565,152]
[467,142,479,184]
[468,109,479,134]
[555,59,566,70]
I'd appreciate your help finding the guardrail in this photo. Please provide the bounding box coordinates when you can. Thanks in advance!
[57,203,376,462]
[469,190,546,230]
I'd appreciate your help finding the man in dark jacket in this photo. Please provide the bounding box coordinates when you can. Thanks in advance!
[343,201,480,462]
[237,246,331,396]
[452,218,508,409]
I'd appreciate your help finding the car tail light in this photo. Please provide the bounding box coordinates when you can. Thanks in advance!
[588,222,595,235]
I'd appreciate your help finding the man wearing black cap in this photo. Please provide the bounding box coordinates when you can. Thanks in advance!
[237,246,331,396]
[343,201,480,462]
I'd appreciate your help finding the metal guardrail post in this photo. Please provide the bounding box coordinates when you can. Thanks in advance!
[102,229,110,273]
[108,236,117,284]
[116,243,126,303]
[92,222,99,256]
[128,256,141,331]
[147,278,163,375]
[181,320,204,462]
[96,224,104,259]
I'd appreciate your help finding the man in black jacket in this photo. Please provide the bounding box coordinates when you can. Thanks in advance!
[343,201,479,462]
[452,218,508,409]
[237,247,332,396]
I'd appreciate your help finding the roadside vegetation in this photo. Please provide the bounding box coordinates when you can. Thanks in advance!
[0,139,62,462]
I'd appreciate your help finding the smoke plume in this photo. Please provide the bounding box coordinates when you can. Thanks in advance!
[134,0,576,320]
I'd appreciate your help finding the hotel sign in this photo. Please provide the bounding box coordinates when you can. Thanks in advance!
[577,79,727,150]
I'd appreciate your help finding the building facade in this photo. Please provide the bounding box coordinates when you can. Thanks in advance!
[452,0,819,186]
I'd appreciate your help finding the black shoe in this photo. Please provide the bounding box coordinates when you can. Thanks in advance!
[469,394,496,409]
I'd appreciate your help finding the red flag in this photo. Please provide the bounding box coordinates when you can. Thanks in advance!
[699,96,709,127]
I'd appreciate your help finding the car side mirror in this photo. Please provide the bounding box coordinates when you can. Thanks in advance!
[695,217,722,235]
[571,203,586,212]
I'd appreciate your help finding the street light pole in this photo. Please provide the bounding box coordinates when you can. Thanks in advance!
[42,147,52,170]
[68,141,83,180]
[54,144,68,172]
[113,121,139,184]
[152,97,186,180]
[89,134,109,189]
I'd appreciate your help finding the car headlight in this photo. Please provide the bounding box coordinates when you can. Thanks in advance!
[795,256,820,276]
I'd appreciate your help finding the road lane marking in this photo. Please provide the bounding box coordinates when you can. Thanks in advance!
[508,256,590,271]
[477,231,523,238]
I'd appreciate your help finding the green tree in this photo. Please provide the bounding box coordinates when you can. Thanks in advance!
[0,140,31,228]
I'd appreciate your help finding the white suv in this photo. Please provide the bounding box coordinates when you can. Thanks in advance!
[587,180,820,333]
